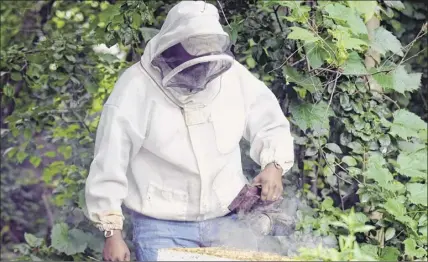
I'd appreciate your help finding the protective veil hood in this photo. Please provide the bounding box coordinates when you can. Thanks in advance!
[140,1,234,105]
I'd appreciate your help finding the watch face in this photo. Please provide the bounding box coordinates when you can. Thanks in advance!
[104,230,114,238]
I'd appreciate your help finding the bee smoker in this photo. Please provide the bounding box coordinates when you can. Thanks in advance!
[228,184,296,236]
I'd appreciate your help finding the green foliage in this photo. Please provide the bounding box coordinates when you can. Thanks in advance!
[51,223,90,256]
[1,0,427,261]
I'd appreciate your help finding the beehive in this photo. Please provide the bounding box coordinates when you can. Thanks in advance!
[157,247,296,261]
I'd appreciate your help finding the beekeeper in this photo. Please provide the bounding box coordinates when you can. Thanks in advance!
[84,1,294,261]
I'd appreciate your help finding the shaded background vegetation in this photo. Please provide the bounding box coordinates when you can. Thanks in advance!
[1,0,427,261]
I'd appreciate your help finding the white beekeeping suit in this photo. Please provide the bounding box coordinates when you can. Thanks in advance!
[85,1,294,232]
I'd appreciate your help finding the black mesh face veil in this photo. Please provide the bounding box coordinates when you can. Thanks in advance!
[151,34,234,95]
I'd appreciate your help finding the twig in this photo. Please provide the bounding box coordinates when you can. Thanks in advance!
[397,23,427,67]
[216,0,231,28]
[382,94,400,109]
[273,6,283,32]
[42,192,54,229]
[71,109,91,133]
[400,47,427,65]
[321,151,360,185]
[267,40,318,73]
[268,48,301,74]
[312,148,322,196]
[306,0,316,72]
[419,90,428,110]
[324,72,341,119]
[290,58,305,67]
[380,23,427,68]
[338,179,345,211]
[311,67,340,74]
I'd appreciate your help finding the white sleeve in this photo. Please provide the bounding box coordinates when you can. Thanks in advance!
[238,63,295,175]
[84,105,131,231]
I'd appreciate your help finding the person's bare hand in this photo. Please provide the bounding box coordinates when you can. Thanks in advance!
[103,230,130,261]
[252,163,283,201]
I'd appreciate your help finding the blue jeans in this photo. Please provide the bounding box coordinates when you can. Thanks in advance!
[131,212,259,261]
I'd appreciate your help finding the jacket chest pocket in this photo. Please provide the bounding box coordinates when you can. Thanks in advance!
[143,102,184,153]
[211,91,246,155]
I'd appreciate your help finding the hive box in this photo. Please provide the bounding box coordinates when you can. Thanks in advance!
[157,247,294,261]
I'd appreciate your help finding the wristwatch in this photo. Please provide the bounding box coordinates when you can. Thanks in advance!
[104,230,114,238]
[271,161,283,171]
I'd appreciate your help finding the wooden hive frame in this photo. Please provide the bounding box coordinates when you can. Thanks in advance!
[157,247,297,261]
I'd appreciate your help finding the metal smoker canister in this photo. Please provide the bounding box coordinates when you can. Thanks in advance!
[253,212,296,236]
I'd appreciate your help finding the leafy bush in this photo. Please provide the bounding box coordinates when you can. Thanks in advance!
[1,0,426,261]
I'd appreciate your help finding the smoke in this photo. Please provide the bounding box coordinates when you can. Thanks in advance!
[211,193,338,258]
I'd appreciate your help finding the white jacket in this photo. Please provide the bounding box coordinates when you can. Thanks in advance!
[84,1,294,231]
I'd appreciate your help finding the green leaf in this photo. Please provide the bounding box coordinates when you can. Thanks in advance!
[397,141,425,153]
[324,3,348,21]
[382,198,417,231]
[325,173,337,187]
[384,227,396,241]
[11,72,22,81]
[65,55,76,63]
[43,161,65,183]
[305,42,328,69]
[391,65,422,94]
[24,233,43,247]
[29,156,42,168]
[345,12,368,35]
[324,2,368,35]
[323,165,334,177]
[289,101,335,137]
[58,145,73,160]
[383,198,406,218]
[325,143,342,154]
[418,214,427,227]
[284,66,322,94]
[372,72,394,90]
[406,183,427,206]
[320,197,334,211]
[87,233,104,253]
[347,141,365,154]
[325,153,336,165]
[29,255,43,261]
[342,156,357,166]
[140,27,160,42]
[363,154,393,190]
[371,27,403,57]
[45,151,57,158]
[330,221,348,229]
[403,238,426,258]
[282,2,311,24]
[379,246,400,261]
[389,109,427,141]
[132,13,142,29]
[51,223,89,255]
[287,27,320,43]
[341,36,368,51]
[384,1,405,11]
[246,56,256,69]
[16,151,28,164]
[397,150,427,179]
[341,51,367,75]
[360,244,379,259]
[347,1,377,22]
[3,84,15,97]
[378,134,391,147]
[354,225,375,233]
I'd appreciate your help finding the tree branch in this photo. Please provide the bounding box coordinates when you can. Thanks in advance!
[273,6,283,32]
